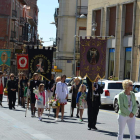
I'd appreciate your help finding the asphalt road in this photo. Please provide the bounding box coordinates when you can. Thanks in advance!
[0,96,140,140]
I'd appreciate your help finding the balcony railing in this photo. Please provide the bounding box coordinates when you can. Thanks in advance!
[12,10,17,18]
[20,17,25,25]
[54,8,59,18]
[11,31,16,38]
[19,36,23,42]
[77,6,88,15]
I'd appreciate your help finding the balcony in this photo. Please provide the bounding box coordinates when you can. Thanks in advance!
[77,6,88,17]
[19,36,24,44]
[10,31,17,42]
[20,17,25,26]
[12,10,18,21]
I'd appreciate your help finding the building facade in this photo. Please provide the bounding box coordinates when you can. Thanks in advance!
[0,0,38,75]
[87,0,140,82]
[54,0,88,77]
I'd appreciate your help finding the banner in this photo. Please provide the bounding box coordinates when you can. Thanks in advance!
[0,49,11,73]
[80,37,107,82]
[28,46,53,81]
[17,54,28,70]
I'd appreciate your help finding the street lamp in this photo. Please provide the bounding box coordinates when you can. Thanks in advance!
[80,14,87,19]
[50,22,55,24]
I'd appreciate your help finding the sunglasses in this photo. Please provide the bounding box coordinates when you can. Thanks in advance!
[129,85,133,87]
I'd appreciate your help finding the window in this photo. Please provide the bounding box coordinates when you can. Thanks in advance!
[133,85,140,93]
[108,83,123,89]
[125,3,133,35]
[124,48,132,79]
[95,10,101,36]
[108,49,115,77]
[109,7,116,36]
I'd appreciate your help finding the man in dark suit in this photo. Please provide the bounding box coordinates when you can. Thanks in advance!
[86,76,103,130]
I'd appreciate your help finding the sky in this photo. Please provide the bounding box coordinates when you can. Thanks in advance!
[37,0,58,47]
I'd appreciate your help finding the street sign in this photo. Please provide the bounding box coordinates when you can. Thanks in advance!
[52,69,62,73]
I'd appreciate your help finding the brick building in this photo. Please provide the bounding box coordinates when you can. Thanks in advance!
[0,0,39,74]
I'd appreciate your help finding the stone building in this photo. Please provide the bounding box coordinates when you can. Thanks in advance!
[87,0,140,82]
[54,0,88,77]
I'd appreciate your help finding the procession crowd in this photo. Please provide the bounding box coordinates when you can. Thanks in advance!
[0,71,138,140]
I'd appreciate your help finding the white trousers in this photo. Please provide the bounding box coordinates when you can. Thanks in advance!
[45,91,53,108]
[117,115,136,140]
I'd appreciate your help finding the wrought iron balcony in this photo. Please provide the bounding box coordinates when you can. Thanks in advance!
[19,36,23,43]
[11,31,16,38]
[12,10,17,19]
[77,6,88,16]
[20,17,25,25]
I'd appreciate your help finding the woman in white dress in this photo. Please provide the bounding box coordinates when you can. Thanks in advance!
[55,75,68,121]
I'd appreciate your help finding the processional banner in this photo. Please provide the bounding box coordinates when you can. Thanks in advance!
[80,37,107,82]
[28,46,53,81]
[0,49,11,73]
[17,54,28,70]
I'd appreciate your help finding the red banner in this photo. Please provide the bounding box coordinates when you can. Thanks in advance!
[17,54,28,70]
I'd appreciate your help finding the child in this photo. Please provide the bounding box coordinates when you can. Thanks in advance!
[24,82,31,109]
[76,84,87,122]
[0,71,4,106]
[35,83,45,121]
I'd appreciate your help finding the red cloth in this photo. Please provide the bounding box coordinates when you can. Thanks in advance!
[0,79,3,95]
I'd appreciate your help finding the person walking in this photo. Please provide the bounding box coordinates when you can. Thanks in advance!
[70,78,80,117]
[7,73,18,110]
[55,75,68,121]
[117,80,137,140]
[86,76,103,130]
[0,71,4,106]
[20,73,28,108]
[45,74,55,111]
[52,76,61,117]
[76,84,87,122]
[35,83,45,121]
[30,73,40,117]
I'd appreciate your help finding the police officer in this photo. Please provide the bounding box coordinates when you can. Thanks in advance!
[86,76,103,130]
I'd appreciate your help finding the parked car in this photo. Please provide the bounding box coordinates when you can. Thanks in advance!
[67,77,123,107]
[67,77,88,100]
[113,82,140,117]
[99,80,123,106]
[65,77,72,85]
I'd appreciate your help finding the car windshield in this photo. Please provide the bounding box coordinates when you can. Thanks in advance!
[133,85,140,93]
[108,83,123,89]
[65,78,72,84]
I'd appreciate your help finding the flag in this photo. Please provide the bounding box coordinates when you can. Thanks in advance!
[28,46,53,81]
[80,37,107,82]
[17,54,28,70]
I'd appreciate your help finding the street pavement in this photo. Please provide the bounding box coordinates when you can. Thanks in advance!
[0,96,140,140]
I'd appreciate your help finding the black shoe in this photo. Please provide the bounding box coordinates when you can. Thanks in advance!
[76,114,79,118]
[88,127,91,130]
[12,107,15,110]
[71,114,73,117]
[92,126,98,130]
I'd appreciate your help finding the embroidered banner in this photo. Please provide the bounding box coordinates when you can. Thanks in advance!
[80,37,107,82]
[0,49,11,73]
[28,46,53,81]
[17,54,28,70]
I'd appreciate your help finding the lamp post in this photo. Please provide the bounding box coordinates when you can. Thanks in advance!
[73,0,78,76]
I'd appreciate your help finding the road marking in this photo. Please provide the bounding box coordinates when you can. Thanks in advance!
[100,110,140,121]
